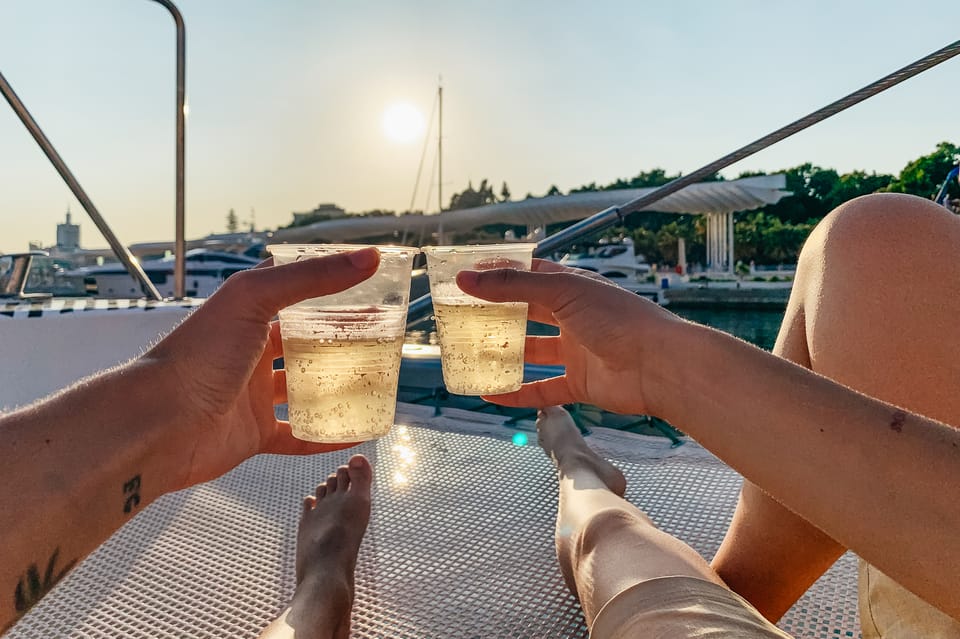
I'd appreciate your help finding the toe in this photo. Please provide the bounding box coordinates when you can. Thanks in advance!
[539,405,574,427]
[326,473,338,494]
[336,466,350,491]
[315,483,327,500]
[540,405,567,418]
[346,455,373,493]
[302,495,316,516]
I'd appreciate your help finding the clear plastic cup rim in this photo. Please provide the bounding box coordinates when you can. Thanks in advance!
[421,243,537,255]
[267,243,417,256]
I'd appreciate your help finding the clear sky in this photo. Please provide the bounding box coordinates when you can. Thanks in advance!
[1,0,957,253]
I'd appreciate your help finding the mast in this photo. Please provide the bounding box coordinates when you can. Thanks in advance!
[437,78,443,242]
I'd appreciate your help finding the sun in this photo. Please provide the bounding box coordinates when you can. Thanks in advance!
[381,102,426,144]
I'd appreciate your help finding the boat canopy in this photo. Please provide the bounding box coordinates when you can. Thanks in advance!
[271,174,790,243]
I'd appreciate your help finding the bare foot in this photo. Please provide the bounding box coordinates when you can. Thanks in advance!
[259,454,372,639]
[538,406,626,497]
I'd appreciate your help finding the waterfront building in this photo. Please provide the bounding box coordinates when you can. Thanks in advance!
[56,209,80,251]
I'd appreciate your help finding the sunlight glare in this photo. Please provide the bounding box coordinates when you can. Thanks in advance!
[381,102,426,143]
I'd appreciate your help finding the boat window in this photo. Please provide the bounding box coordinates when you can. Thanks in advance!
[22,256,86,296]
[596,246,628,258]
[0,256,18,296]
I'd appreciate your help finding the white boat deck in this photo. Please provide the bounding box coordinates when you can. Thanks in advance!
[10,404,860,638]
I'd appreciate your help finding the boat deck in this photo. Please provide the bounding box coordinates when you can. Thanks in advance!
[10,404,860,638]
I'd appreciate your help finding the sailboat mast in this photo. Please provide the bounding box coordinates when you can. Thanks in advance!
[436,79,444,243]
[437,80,443,214]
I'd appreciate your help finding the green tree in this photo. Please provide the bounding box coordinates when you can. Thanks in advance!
[568,181,598,194]
[607,168,674,190]
[734,211,815,265]
[824,170,894,211]
[357,209,398,217]
[884,141,960,199]
[545,184,562,197]
[500,182,512,202]
[629,226,660,263]
[570,168,724,194]
[654,216,704,265]
[745,164,839,224]
[226,208,238,233]
[448,179,498,210]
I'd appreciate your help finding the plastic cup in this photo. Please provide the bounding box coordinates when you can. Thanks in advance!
[422,244,536,395]
[267,244,415,442]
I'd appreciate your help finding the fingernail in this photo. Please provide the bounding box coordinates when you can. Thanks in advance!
[457,270,479,287]
[348,247,379,269]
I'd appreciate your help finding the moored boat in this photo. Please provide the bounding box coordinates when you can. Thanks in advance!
[557,237,652,280]
[71,248,261,299]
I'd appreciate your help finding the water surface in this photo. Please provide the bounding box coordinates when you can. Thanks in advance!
[671,307,785,351]
[406,307,786,352]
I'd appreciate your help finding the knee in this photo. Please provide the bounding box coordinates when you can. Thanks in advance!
[822,192,950,240]
[574,507,650,558]
[798,193,958,275]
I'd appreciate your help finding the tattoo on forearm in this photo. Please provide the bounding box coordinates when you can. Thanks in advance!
[889,410,906,433]
[123,475,142,514]
[13,547,77,616]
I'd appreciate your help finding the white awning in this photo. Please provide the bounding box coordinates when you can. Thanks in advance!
[124,174,790,255]
[271,174,789,243]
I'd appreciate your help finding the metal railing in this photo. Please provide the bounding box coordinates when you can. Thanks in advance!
[0,69,162,299]
[0,0,188,300]
[151,0,187,299]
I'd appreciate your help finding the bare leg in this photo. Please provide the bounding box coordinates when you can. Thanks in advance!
[539,406,727,626]
[260,455,373,639]
[714,193,960,620]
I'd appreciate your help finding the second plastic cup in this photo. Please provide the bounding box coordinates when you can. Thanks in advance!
[422,244,536,395]
[267,244,415,443]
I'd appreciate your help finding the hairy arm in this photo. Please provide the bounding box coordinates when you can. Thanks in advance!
[0,249,380,632]
[0,358,188,631]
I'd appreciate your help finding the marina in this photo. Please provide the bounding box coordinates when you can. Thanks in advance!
[2,2,959,637]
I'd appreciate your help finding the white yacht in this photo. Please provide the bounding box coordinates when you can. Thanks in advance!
[558,237,652,280]
[71,248,261,299]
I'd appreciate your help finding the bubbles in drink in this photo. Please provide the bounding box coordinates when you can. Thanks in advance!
[432,301,528,394]
[282,333,403,442]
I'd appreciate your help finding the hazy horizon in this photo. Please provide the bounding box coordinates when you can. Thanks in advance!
[1,0,958,253]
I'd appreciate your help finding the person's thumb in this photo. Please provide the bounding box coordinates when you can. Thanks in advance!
[214,248,381,322]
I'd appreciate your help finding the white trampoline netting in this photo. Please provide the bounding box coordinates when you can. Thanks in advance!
[9,404,860,638]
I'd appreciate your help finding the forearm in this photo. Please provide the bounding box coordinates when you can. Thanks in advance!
[652,321,960,618]
[0,359,189,631]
